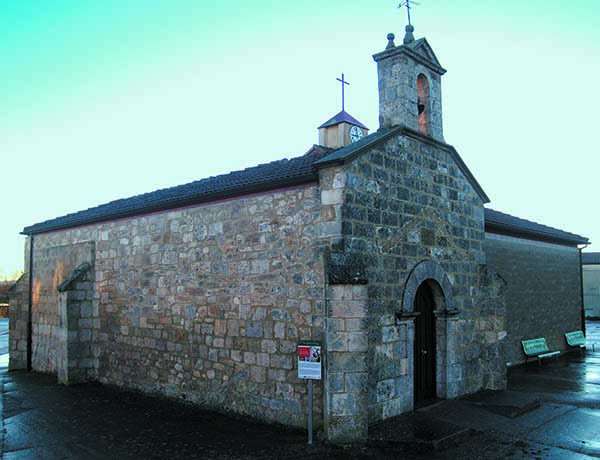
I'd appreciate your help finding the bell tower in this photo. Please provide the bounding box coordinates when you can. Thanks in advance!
[373,25,446,142]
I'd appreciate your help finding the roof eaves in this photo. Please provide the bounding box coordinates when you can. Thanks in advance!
[23,145,334,236]
[485,222,589,247]
[484,209,590,246]
[22,171,319,236]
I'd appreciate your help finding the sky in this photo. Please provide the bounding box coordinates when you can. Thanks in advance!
[1,0,599,276]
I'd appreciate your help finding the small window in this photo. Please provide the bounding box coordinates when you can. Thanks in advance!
[417,74,430,135]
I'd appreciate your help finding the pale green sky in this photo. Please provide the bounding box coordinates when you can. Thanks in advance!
[1,1,599,275]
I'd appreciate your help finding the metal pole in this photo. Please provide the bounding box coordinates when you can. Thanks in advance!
[579,246,587,336]
[27,235,34,371]
[308,379,313,445]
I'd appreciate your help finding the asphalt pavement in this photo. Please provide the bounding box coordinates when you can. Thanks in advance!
[0,322,598,459]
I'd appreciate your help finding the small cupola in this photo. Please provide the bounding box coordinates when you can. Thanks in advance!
[318,111,369,149]
[318,73,369,149]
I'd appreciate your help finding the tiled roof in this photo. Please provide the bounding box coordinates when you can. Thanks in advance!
[23,145,332,235]
[582,253,600,265]
[318,111,368,130]
[23,132,588,249]
[485,208,589,246]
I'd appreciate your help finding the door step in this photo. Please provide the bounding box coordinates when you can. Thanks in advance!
[370,414,474,452]
[463,390,541,418]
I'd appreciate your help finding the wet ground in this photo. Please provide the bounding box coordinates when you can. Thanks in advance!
[587,320,600,351]
[0,322,598,459]
[0,319,8,356]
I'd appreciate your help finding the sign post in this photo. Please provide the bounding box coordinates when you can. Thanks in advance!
[297,341,322,445]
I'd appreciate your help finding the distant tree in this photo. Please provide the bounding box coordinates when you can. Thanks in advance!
[0,269,23,282]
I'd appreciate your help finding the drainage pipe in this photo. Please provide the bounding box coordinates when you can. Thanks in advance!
[27,235,34,371]
[579,244,589,336]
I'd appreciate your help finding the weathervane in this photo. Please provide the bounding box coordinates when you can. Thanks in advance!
[337,73,350,112]
[398,0,419,26]
[398,0,419,44]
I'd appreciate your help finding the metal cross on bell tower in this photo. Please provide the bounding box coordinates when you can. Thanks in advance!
[336,73,350,112]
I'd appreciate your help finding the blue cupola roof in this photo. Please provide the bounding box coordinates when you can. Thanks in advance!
[318,110,368,130]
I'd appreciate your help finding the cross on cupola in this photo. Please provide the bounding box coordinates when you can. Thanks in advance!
[336,73,350,112]
[317,73,369,149]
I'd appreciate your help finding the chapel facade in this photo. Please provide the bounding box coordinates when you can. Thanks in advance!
[9,25,587,442]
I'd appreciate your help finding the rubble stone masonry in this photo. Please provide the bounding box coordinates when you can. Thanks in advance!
[12,130,509,440]
[336,132,507,422]
[23,184,327,427]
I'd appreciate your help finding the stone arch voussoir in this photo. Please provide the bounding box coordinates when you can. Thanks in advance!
[401,260,455,313]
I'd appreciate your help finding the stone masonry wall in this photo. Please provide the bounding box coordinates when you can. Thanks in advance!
[29,242,95,373]
[376,50,444,141]
[8,275,28,370]
[338,132,506,422]
[56,264,97,385]
[28,184,326,427]
[324,284,369,443]
[484,233,582,365]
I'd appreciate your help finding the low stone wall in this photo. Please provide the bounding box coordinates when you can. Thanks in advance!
[0,281,14,317]
[8,276,28,370]
[484,233,582,365]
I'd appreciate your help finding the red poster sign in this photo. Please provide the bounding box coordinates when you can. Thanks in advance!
[297,346,311,359]
[297,343,322,380]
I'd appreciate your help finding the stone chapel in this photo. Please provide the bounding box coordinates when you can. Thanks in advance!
[9,23,588,442]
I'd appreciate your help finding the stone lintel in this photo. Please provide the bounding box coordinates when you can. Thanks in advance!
[434,308,460,318]
[57,262,93,293]
[395,311,421,322]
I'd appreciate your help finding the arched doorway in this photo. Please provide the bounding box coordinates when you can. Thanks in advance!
[413,281,437,405]
[402,260,458,403]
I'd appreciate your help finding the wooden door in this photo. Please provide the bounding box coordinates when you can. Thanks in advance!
[414,282,437,405]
